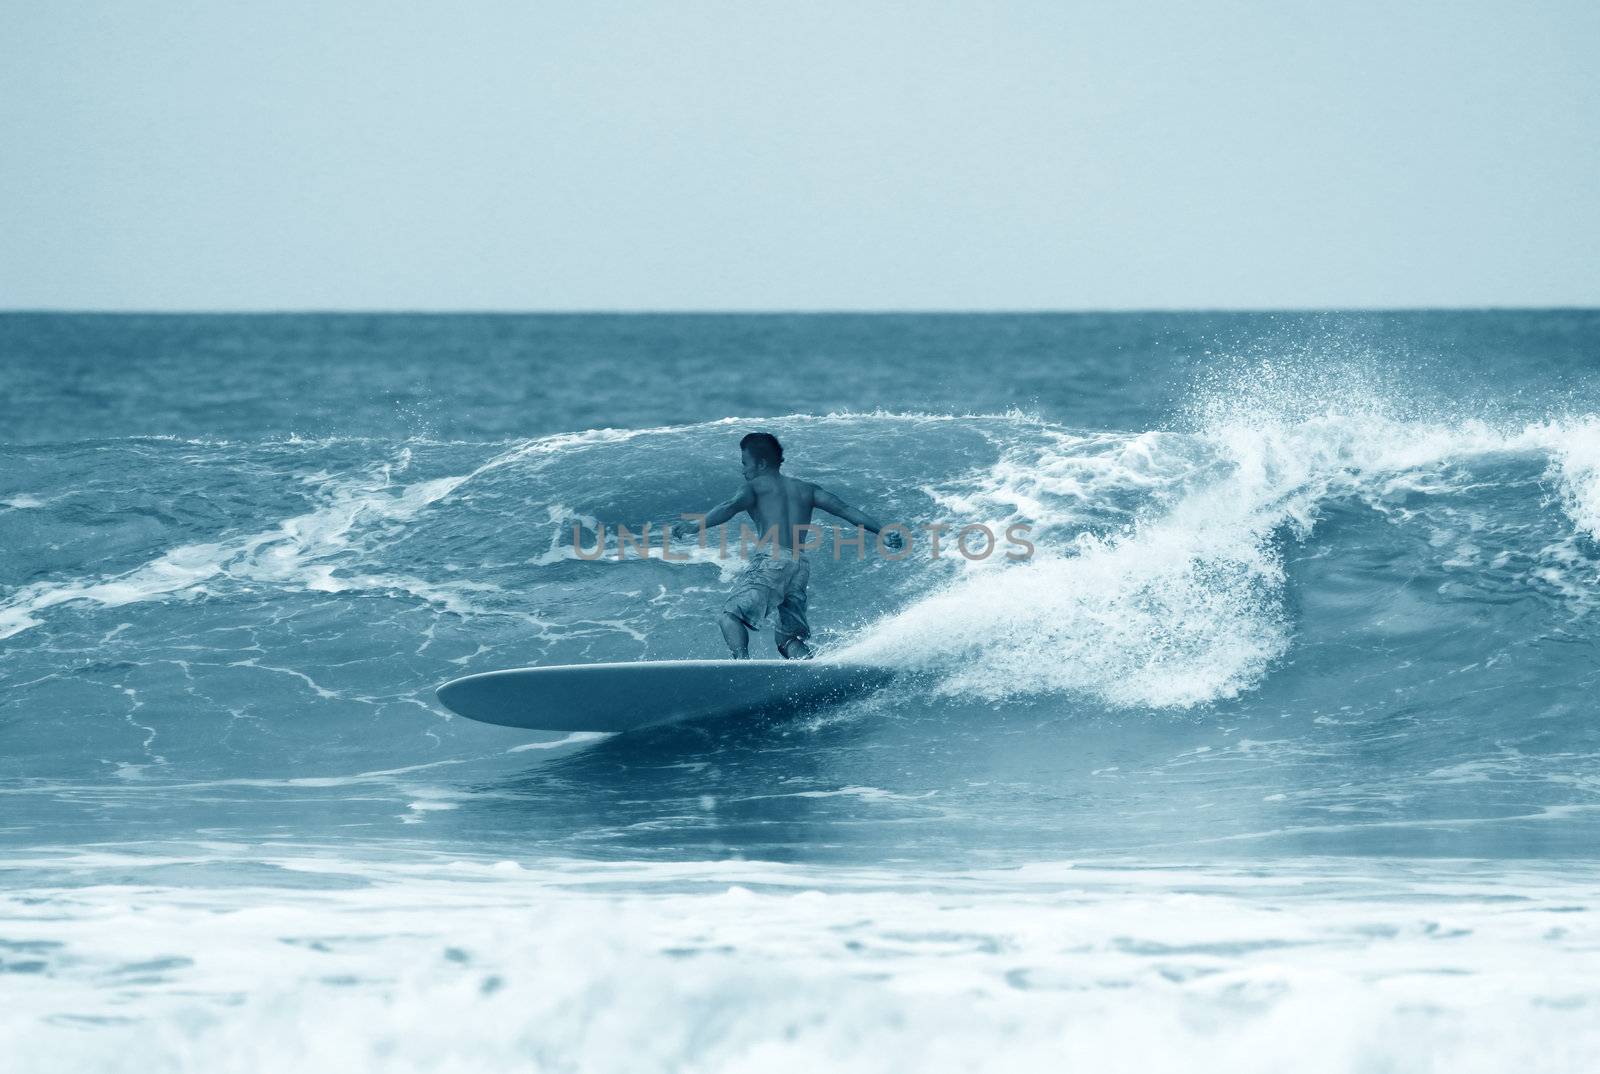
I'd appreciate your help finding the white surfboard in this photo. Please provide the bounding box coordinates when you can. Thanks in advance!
[435,659,897,732]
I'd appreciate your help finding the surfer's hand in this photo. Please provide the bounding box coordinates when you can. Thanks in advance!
[670,519,701,540]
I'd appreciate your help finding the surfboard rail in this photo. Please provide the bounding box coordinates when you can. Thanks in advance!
[435,658,896,732]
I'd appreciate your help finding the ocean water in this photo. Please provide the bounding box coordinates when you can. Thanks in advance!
[3,311,1599,1071]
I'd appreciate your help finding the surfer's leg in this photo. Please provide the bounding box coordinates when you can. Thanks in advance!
[721,562,772,659]
[775,558,812,659]
[720,612,750,658]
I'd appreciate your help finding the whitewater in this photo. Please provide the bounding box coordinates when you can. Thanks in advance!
[3,311,1599,1071]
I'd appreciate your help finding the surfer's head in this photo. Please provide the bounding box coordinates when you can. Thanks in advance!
[739,432,784,478]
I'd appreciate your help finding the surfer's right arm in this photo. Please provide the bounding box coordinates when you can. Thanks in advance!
[673,484,754,537]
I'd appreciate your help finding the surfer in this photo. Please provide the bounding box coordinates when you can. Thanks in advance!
[673,432,902,660]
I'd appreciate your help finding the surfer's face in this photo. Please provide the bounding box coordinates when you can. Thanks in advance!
[740,449,760,480]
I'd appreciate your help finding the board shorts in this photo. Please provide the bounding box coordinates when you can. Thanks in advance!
[723,550,810,646]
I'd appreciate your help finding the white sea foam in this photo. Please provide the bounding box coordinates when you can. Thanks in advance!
[1529,416,1600,540]
[507,731,612,752]
[3,853,1597,1074]
[842,408,1600,708]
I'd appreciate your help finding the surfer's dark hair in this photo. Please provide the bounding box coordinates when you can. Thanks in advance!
[740,432,784,469]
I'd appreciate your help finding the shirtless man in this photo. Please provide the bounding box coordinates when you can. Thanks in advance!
[672,432,901,659]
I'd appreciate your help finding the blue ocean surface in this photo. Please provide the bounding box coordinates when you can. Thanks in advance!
[3,311,1599,1071]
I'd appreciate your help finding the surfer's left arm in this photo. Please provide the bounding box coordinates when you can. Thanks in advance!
[814,488,903,550]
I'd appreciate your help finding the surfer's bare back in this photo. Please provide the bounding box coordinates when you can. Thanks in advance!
[672,431,902,660]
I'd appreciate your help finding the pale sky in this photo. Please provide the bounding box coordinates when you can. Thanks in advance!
[2,1,1596,311]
